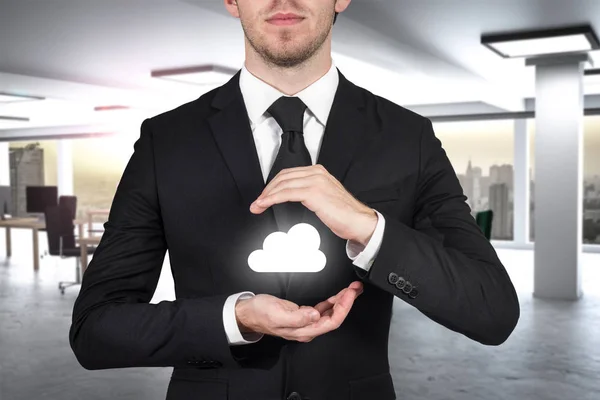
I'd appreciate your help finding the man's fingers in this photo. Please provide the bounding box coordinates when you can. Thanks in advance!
[286,288,361,338]
[252,188,309,210]
[338,288,359,310]
[259,173,321,201]
[314,284,363,315]
[274,283,364,341]
[255,168,321,204]
[252,165,330,211]
[327,288,360,327]
[313,288,347,315]
[314,297,335,314]
[265,176,325,200]
[284,313,333,338]
[274,307,320,329]
[264,165,328,192]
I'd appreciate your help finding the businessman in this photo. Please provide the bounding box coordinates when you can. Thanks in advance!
[69,1,520,399]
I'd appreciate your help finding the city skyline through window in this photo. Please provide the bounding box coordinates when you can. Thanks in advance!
[434,120,515,240]
[434,116,600,244]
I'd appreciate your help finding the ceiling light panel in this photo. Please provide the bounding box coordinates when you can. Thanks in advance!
[493,34,591,58]
[0,92,45,103]
[482,25,600,59]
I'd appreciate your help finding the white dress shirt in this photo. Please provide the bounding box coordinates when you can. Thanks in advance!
[222,61,387,345]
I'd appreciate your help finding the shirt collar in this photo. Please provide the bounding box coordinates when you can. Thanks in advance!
[239,61,339,127]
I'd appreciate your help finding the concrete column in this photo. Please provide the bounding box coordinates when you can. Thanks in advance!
[513,119,529,244]
[527,53,588,300]
[0,142,9,186]
[57,140,74,196]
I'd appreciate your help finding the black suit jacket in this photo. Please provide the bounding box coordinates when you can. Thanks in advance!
[69,69,520,400]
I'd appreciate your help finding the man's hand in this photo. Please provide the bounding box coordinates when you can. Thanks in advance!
[249,165,378,246]
[235,281,364,342]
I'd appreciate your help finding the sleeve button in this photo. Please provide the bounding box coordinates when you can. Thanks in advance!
[388,272,399,285]
[408,287,419,299]
[395,278,406,290]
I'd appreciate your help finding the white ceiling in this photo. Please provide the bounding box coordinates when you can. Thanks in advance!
[1,0,600,136]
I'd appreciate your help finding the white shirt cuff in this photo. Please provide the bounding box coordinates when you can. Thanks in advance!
[346,210,386,272]
[223,291,263,345]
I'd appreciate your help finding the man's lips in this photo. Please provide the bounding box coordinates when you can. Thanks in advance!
[267,13,304,25]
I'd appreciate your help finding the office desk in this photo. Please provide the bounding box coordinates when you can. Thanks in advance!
[0,217,85,271]
[1,218,44,270]
[86,209,109,236]
[77,236,101,273]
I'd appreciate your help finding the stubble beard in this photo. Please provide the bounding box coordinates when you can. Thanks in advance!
[242,19,331,68]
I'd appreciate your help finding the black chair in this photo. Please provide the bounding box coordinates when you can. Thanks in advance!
[42,195,77,259]
[58,195,77,220]
[44,204,96,295]
[475,209,494,240]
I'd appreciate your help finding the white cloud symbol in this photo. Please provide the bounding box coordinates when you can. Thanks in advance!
[248,223,326,273]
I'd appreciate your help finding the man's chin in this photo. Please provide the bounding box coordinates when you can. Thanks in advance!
[263,51,310,67]
[270,57,308,68]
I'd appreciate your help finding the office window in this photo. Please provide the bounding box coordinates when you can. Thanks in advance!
[528,121,535,242]
[583,117,600,244]
[71,134,136,218]
[529,116,600,244]
[433,120,515,240]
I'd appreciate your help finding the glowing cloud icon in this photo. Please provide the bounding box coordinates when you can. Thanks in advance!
[248,223,326,273]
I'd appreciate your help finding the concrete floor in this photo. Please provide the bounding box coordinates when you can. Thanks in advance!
[1,228,600,400]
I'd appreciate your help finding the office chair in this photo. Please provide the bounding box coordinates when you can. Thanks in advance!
[475,209,494,240]
[58,195,77,220]
[40,196,77,258]
[42,195,77,259]
[44,204,96,295]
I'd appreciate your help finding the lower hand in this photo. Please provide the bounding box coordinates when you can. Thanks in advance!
[235,281,364,342]
[249,165,378,246]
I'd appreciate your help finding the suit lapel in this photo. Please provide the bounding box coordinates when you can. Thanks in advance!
[208,71,287,294]
[314,69,370,185]
[208,71,268,213]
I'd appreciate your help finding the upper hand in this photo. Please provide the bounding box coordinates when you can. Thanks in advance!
[249,165,378,246]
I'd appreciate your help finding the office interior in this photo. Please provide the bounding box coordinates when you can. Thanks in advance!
[1,1,600,399]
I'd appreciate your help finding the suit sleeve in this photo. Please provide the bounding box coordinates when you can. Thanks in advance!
[69,118,245,370]
[357,117,520,346]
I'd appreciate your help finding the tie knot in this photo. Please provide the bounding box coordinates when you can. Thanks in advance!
[267,96,307,133]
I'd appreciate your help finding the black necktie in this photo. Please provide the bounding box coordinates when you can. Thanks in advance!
[266,96,312,233]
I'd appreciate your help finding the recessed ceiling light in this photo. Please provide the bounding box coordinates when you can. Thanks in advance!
[0,92,45,104]
[482,25,600,58]
[0,115,30,122]
[151,64,238,86]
